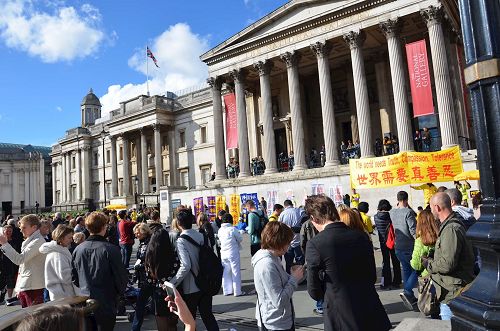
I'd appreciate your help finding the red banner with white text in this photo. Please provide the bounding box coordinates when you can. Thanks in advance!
[224,93,238,149]
[406,40,434,117]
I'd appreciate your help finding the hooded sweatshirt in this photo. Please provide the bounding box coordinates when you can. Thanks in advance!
[39,241,80,300]
[452,206,476,230]
[251,249,297,330]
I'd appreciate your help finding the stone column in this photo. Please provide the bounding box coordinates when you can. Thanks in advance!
[280,51,307,170]
[110,136,118,198]
[140,129,149,193]
[60,153,66,202]
[346,69,360,143]
[374,61,394,137]
[24,167,30,206]
[311,41,340,166]
[380,18,414,151]
[253,60,278,174]
[76,148,82,201]
[229,69,251,177]
[12,168,19,212]
[421,6,459,149]
[38,157,45,207]
[66,153,71,201]
[343,31,375,157]
[122,136,130,196]
[52,163,56,205]
[81,146,90,201]
[207,77,227,180]
[135,137,142,194]
[168,128,177,186]
[153,124,163,190]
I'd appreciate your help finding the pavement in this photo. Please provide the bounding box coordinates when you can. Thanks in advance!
[114,232,422,331]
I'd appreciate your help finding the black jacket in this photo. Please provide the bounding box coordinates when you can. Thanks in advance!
[72,235,128,319]
[306,222,391,331]
[373,211,392,245]
[199,222,215,247]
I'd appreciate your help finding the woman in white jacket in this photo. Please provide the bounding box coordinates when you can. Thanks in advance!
[218,213,244,296]
[39,224,80,300]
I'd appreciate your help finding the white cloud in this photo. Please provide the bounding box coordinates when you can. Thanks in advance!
[0,0,106,62]
[56,106,62,112]
[100,23,210,112]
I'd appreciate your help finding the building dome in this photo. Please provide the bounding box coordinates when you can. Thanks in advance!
[81,88,101,107]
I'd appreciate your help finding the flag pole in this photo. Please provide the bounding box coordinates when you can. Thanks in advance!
[146,46,150,96]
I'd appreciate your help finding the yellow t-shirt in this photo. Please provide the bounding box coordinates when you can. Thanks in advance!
[269,214,278,222]
[351,193,360,208]
[360,212,373,234]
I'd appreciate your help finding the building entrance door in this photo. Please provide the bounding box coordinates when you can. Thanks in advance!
[274,128,288,155]
[2,202,12,219]
[341,121,353,144]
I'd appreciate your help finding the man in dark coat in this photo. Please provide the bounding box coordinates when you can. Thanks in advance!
[73,212,128,331]
[305,195,391,331]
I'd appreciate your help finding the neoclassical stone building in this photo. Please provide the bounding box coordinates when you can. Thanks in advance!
[0,143,52,218]
[53,0,477,217]
[202,0,471,181]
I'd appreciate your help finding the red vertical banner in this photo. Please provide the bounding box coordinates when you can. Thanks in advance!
[406,40,434,117]
[224,93,238,149]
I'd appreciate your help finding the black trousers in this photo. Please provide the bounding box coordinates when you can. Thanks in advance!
[184,291,219,331]
[380,243,402,286]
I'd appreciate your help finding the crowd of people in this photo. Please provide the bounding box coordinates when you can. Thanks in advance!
[0,180,482,331]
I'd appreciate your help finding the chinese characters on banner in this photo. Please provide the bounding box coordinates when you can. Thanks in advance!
[215,195,226,217]
[229,194,240,225]
[207,196,216,222]
[406,39,434,117]
[193,197,204,216]
[349,146,463,189]
[224,93,238,149]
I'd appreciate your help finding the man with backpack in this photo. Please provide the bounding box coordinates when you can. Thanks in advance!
[170,210,220,331]
[278,200,305,273]
[246,200,266,256]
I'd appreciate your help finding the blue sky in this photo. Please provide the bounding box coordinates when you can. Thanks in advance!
[0,0,288,146]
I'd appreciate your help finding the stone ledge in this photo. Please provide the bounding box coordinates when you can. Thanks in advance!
[394,318,451,331]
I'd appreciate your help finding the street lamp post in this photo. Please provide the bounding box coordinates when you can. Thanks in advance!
[450,1,500,329]
[101,129,108,208]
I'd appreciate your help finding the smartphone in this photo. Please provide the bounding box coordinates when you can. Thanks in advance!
[162,281,176,299]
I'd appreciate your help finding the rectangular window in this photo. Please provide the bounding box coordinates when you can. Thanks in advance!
[200,126,207,144]
[164,173,170,186]
[72,156,76,169]
[4,174,10,185]
[201,167,211,184]
[93,152,98,166]
[119,179,123,196]
[119,146,123,161]
[179,130,186,148]
[180,169,189,188]
[106,150,111,164]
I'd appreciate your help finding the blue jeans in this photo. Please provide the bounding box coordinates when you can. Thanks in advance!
[120,243,133,268]
[316,299,323,310]
[284,245,304,274]
[132,285,153,331]
[440,303,453,320]
[395,249,418,299]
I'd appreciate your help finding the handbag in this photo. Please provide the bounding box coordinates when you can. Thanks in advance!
[417,276,440,316]
[385,223,395,250]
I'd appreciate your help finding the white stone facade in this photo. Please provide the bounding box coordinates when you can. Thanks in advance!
[0,144,51,218]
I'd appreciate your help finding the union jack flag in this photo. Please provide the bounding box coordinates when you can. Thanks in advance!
[147,47,159,68]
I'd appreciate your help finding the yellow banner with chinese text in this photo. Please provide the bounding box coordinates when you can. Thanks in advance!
[229,194,241,225]
[349,146,463,189]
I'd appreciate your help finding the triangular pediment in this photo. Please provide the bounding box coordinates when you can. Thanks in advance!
[201,0,355,63]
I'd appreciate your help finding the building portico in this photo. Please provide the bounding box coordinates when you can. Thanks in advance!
[201,0,471,180]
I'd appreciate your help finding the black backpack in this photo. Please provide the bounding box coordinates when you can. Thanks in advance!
[251,211,269,238]
[180,234,223,296]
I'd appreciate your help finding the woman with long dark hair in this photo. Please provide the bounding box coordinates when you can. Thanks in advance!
[143,227,180,330]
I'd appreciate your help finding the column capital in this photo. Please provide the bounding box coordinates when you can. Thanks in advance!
[229,68,247,83]
[310,41,331,58]
[421,5,443,27]
[152,123,161,131]
[207,76,223,90]
[379,18,401,39]
[253,60,273,76]
[343,31,366,50]
[119,133,128,142]
[82,145,91,151]
[110,135,117,142]
[139,127,146,136]
[280,51,300,68]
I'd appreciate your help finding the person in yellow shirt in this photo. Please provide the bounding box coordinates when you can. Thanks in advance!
[455,180,471,206]
[358,202,374,234]
[268,204,284,222]
[351,188,360,209]
[410,183,437,208]
[130,209,138,221]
